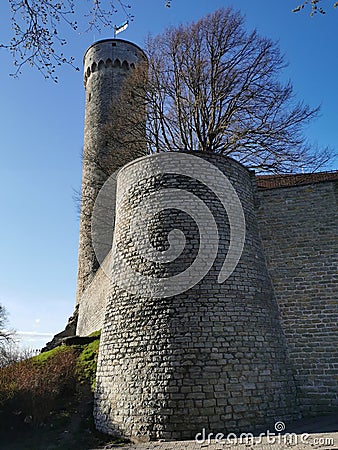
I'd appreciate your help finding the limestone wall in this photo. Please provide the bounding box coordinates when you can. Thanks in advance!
[76,255,110,336]
[94,152,297,441]
[256,180,338,415]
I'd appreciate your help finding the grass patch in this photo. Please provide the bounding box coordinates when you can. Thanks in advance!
[31,345,73,365]
[88,330,101,338]
[76,338,100,391]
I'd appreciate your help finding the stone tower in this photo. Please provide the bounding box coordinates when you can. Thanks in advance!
[76,39,147,305]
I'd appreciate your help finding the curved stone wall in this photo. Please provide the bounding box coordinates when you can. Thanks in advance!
[94,152,297,441]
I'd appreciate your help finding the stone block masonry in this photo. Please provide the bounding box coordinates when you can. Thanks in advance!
[94,152,298,441]
[76,256,110,337]
[256,180,338,416]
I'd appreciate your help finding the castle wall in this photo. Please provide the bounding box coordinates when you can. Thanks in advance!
[256,180,338,415]
[76,256,110,336]
[94,152,297,441]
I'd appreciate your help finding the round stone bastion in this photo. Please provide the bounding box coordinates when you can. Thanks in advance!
[94,151,298,442]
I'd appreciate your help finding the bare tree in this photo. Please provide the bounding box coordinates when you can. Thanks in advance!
[0,304,14,345]
[2,1,335,82]
[292,0,338,15]
[0,0,177,81]
[1,0,136,81]
[107,8,331,173]
[0,342,35,368]
[0,303,36,367]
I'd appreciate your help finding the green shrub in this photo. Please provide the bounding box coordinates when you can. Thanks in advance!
[0,346,77,425]
[0,333,101,434]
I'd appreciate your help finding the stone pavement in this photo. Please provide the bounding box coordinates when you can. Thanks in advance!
[96,432,338,450]
[94,415,338,450]
[97,432,338,449]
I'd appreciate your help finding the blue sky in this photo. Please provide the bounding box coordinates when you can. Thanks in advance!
[0,0,337,349]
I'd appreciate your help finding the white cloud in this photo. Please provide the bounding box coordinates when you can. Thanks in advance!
[17,331,53,337]
[15,331,54,350]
